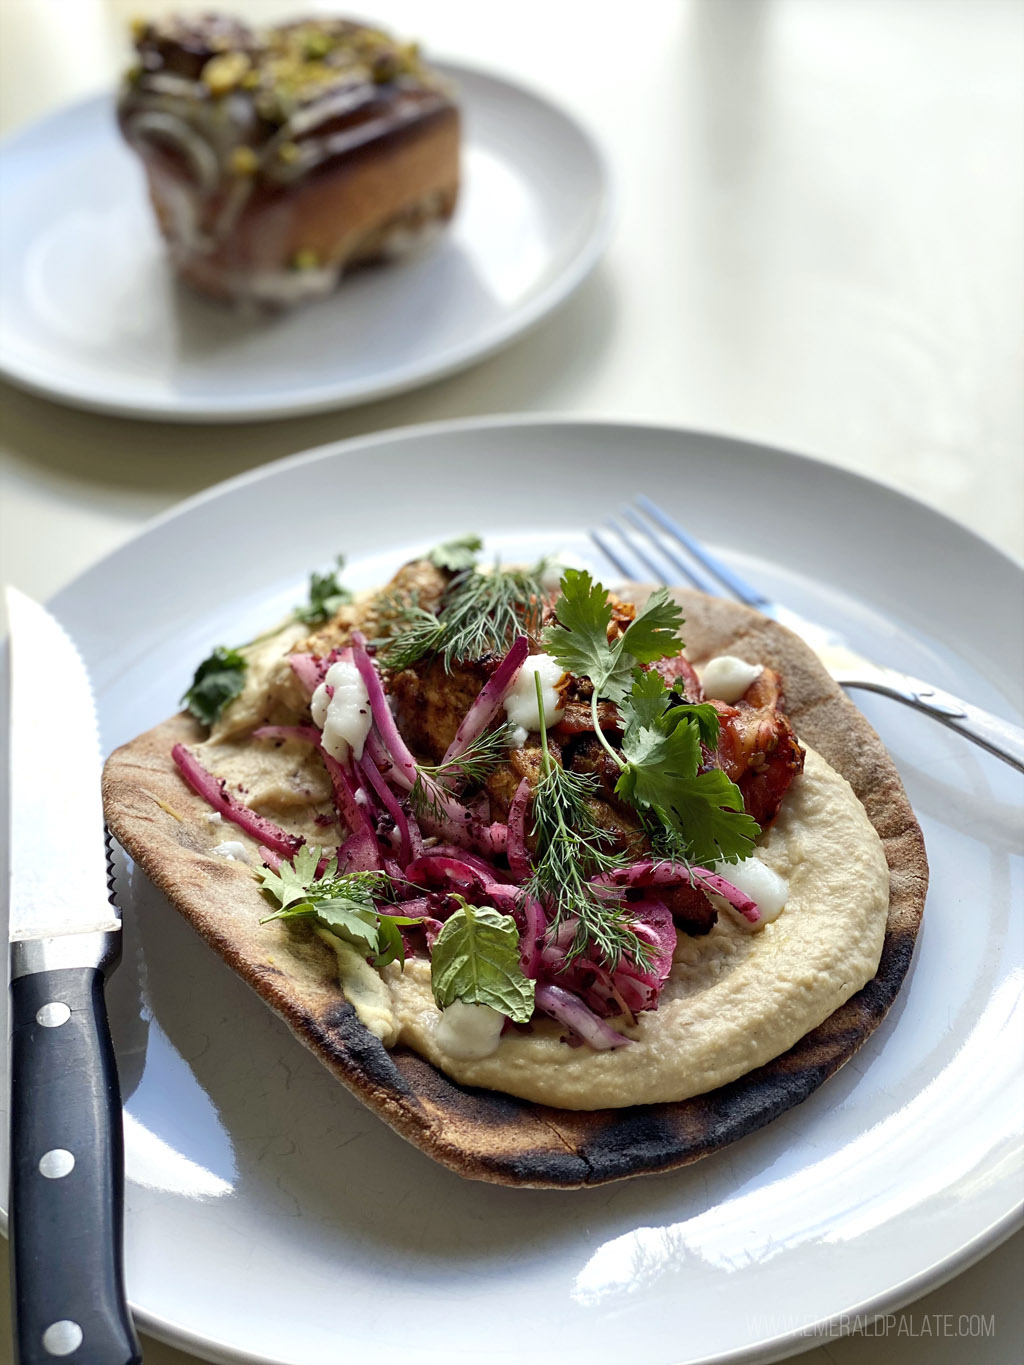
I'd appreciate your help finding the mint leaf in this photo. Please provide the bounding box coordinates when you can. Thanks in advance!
[183,646,247,727]
[427,534,483,572]
[542,570,685,704]
[296,556,352,626]
[430,899,535,1022]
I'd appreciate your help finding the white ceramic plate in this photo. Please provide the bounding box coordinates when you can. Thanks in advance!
[0,68,611,421]
[2,419,1022,1365]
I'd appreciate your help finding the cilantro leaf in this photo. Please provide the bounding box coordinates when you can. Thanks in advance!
[312,898,381,953]
[616,671,759,865]
[430,899,535,1023]
[542,570,685,704]
[668,697,722,748]
[619,588,685,663]
[620,666,671,733]
[542,567,619,688]
[182,646,247,727]
[427,534,483,572]
[295,556,353,626]
[649,772,761,865]
[256,843,326,912]
[257,851,419,967]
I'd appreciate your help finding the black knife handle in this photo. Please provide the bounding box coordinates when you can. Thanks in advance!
[9,967,141,1365]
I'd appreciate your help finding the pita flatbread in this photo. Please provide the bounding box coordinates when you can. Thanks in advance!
[102,589,927,1187]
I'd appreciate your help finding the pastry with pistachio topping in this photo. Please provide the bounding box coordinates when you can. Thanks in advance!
[118,13,459,305]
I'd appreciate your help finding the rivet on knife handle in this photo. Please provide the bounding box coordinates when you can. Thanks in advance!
[9,960,141,1365]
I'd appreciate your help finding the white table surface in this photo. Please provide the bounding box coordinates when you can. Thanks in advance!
[1,1,1021,1362]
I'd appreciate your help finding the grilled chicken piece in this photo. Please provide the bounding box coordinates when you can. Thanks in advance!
[713,667,804,827]
[485,743,546,822]
[388,653,501,763]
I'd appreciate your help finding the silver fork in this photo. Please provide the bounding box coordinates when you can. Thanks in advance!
[591,495,1024,774]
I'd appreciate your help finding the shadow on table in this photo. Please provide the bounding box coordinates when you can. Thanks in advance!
[0,263,618,499]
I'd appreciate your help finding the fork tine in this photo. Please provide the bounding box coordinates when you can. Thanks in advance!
[588,528,639,581]
[602,516,692,591]
[635,494,771,609]
[619,507,721,595]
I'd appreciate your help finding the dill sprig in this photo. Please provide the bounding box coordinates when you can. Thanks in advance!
[374,595,446,670]
[409,722,516,820]
[425,722,517,787]
[524,675,650,971]
[436,564,546,666]
[376,561,547,670]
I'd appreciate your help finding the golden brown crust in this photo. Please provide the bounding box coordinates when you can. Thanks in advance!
[102,588,927,1186]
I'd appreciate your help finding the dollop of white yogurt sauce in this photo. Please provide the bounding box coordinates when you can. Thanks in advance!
[503,652,566,748]
[711,855,789,931]
[700,655,763,703]
[212,841,249,863]
[311,659,372,764]
[434,1000,506,1059]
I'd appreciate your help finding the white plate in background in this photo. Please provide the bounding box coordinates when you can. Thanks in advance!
[0,67,611,421]
[1,419,1021,1364]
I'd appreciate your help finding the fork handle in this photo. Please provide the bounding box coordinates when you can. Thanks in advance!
[838,671,1024,773]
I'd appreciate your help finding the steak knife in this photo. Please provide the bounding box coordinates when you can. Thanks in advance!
[6,588,140,1365]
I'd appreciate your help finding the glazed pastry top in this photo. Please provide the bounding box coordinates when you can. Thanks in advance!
[119,14,455,190]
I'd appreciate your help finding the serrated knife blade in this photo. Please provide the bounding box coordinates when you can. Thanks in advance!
[7,588,117,941]
[6,586,140,1365]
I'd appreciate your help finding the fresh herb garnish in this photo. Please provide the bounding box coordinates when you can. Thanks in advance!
[430,896,535,1022]
[182,646,248,727]
[410,721,516,819]
[543,572,757,864]
[257,847,419,968]
[615,670,759,865]
[524,674,648,970]
[378,560,547,669]
[375,598,447,670]
[427,534,483,573]
[295,555,353,626]
[542,568,684,705]
[435,564,547,666]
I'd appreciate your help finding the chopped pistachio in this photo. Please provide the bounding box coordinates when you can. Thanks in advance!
[241,69,261,90]
[129,16,149,43]
[302,30,332,60]
[291,248,321,271]
[230,146,260,176]
[277,140,302,164]
[372,50,400,83]
[201,51,252,97]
